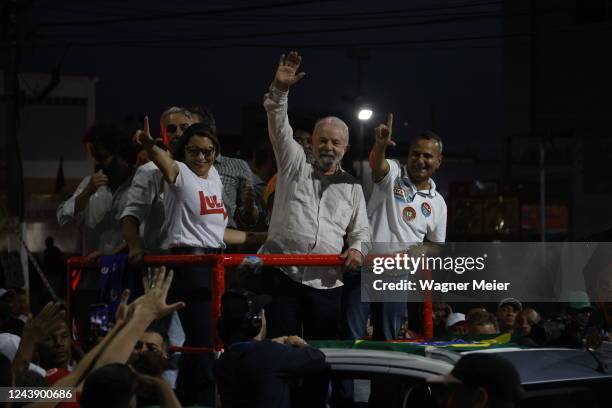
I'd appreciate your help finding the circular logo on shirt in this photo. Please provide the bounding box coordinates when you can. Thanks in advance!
[402,206,416,223]
[421,202,432,217]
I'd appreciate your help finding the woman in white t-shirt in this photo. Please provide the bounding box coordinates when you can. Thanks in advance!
[136,118,257,404]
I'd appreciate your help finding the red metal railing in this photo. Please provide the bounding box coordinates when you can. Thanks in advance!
[67,254,433,351]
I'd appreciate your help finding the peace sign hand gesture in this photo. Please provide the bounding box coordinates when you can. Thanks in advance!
[374,114,395,148]
[273,51,306,92]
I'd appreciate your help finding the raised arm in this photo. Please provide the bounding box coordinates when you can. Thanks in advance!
[264,52,307,174]
[94,267,185,369]
[136,116,179,184]
[75,172,109,214]
[369,113,395,182]
[21,315,129,408]
[12,302,65,375]
[56,174,111,227]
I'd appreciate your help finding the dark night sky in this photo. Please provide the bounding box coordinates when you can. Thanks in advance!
[21,0,504,159]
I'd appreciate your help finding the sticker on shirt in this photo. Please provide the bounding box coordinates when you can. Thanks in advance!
[421,202,432,217]
[402,206,417,223]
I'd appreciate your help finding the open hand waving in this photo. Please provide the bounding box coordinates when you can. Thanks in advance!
[273,51,306,92]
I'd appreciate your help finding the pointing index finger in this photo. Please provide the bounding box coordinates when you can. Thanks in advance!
[387,113,394,130]
[144,116,150,137]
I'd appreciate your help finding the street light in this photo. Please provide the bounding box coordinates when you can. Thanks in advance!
[356,107,373,179]
[358,108,373,121]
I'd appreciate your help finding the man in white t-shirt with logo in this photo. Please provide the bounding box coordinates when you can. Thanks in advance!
[345,114,447,340]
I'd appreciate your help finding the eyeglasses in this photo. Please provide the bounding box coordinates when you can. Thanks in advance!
[134,341,161,353]
[186,147,216,157]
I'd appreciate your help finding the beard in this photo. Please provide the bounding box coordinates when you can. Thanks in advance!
[316,152,338,172]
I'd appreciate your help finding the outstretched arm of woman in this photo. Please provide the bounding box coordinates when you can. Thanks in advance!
[136,116,179,184]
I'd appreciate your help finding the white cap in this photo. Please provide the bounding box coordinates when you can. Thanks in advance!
[446,312,466,328]
[0,333,47,377]
[0,333,21,361]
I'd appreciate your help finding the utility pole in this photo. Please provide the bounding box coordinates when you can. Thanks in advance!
[347,48,371,180]
[2,0,24,221]
[2,0,28,294]
[529,0,546,242]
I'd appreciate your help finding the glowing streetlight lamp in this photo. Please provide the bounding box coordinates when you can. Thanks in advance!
[358,108,373,121]
[355,107,373,179]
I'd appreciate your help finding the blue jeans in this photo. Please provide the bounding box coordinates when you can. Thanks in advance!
[341,270,405,341]
[341,270,370,339]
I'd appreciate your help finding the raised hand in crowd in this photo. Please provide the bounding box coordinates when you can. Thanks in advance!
[137,266,185,320]
[114,288,134,325]
[370,113,394,182]
[21,302,65,343]
[94,266,185,370]
[12,301,65,375]
[273,51,306,92]
[19,277,183,408]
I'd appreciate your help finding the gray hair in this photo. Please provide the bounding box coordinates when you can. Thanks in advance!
[313,116,349,142]
[413,130,443,154]
[160,106,192,127]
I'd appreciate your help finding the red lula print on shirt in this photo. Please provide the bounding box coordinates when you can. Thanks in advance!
[199,191,228,219]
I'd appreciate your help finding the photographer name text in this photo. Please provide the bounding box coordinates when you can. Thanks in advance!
[372,279,510,292]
